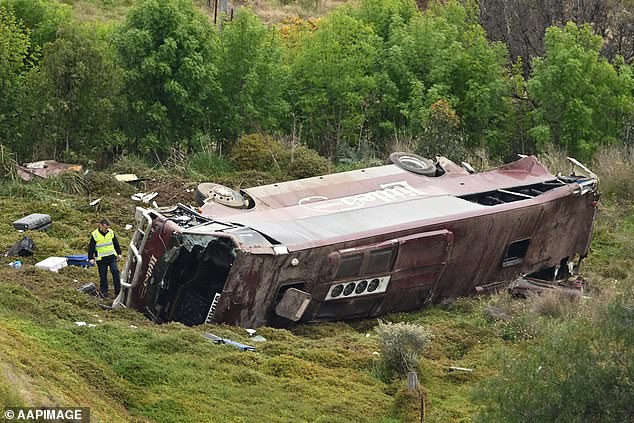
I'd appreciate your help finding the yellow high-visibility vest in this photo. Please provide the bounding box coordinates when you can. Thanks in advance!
[92,229,116,261]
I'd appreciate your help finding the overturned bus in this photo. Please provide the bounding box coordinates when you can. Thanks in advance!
[113,154,599,328]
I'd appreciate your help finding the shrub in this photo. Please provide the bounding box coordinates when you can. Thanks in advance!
[227,134,286,173]
[188,150,233,180]
[285,145,330,179]
[476,290,634,423]
[0,145,17,180]
[375,320,433,377]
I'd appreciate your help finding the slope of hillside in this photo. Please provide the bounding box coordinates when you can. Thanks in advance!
[0,151,632,422]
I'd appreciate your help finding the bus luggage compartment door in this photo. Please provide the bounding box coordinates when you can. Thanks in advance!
[378,229,454,313]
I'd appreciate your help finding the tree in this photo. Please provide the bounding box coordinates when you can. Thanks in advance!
[19,23,122,160]
[0,6,32,151]
[0,0,71,49]
[382,1,510,153]
[528,23,634,159]
[217,8,289,146]
[290,11,380,157]
[479,0,634,76]
[115,0,220,155]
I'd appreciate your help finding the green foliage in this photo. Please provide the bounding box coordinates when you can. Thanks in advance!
[217,8,289,144]
[0,0,71,48]
[187,150,234,180]
[375,320,433,377]
[476,291,634,423]
[384,0,510,151]
[0,145,17,180]
[228,133,287,173]
[114,0,220,155]
[528,23,634,160]
[0,6,33,149]
[286,144,330,178]
[415,99,465,160]
[291,10,380,157]
[351,0,418,40]
[228,134,329,179]
[19,23,122,159]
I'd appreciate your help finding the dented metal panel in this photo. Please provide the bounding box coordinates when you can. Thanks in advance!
[113,155,599,328]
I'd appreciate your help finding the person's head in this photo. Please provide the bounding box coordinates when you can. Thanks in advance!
[99,218,110,232]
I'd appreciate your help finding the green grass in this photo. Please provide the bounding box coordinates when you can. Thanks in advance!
[0,154,633,422]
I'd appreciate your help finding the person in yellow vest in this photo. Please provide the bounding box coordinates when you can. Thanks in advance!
[88,219,122,298]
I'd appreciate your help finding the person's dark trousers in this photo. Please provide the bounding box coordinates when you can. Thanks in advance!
[96,255,121,297]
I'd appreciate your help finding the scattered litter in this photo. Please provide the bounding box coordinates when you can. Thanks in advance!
[13,213,52,231]
[372,352,380,356]
[5,236,36,257]
[7,260,22,269]
[98,320,103,323]
[66,254,93,267]
[78,283,99,296]
[16,160,82,181]
[130,325,138,329]
[92,314,99,317]
[365,333,371,337]
[89,198,101,206]
[251,335,266,342]
[131,192,158,203]
[245,328,256,336]
[125,224,133,230]
[203,333,256,352]
[114,173,140,182]
[151,201,158,208]
[448,366,474,372]
[35,256,67,272]
[74,322,96,328]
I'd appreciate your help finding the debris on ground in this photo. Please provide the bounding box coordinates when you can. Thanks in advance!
[13,213,52,231]
[66,254,93,267]
[131,192,158,203]
[16,160,82,181]
[114,173,141,182]
[203,333,256,352]
[5,236,36,257]
[448,366,474,372]
[7,260,22,269]
[35,257,68,272]
[74,322,96,328]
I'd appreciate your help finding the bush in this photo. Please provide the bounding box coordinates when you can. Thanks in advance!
[375,320,433,377]
[476,290,634,423]
[187,150,234,180]
[285,145,330,179]
[227,134,286,173]
[229,134,330,179]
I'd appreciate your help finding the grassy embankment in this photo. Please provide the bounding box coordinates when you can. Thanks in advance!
[0,148,632,422]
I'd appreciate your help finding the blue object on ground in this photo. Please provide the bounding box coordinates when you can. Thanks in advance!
[203,333,256,352]
[66,254,94,267]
